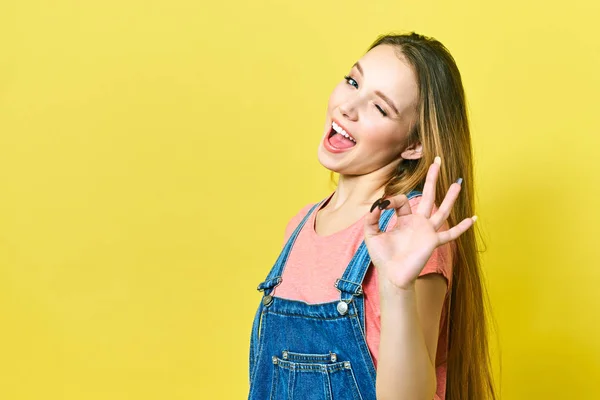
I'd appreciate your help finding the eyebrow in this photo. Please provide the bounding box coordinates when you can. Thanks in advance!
[353,61,400,116]
[353,61,364,76]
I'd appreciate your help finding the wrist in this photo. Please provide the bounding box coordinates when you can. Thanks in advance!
[378,274,416,298]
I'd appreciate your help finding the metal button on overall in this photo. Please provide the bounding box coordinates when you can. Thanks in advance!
[336,300,349,315]
[262,295,273,306]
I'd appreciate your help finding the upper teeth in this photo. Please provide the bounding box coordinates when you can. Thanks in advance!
[332,122,356,143]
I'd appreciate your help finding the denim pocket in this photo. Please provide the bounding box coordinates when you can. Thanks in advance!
[270,353,363,400]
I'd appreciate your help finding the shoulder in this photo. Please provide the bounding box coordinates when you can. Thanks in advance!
[282,202,318,244]
[286,203,316,228]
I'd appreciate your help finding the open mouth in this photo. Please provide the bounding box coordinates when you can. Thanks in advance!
[327,121,357,149]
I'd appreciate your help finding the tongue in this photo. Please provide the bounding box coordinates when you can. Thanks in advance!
[330,133,356,149]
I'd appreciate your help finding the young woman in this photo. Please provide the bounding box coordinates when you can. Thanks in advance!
[248,32,496,400]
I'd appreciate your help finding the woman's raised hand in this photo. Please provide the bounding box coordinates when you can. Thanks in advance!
[363,156,476,290]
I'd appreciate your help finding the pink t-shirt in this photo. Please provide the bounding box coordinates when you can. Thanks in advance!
[272,192,454,400]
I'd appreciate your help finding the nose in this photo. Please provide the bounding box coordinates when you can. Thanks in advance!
[338,96,359,121]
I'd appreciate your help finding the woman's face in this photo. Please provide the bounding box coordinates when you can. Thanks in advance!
[317,44,421,176]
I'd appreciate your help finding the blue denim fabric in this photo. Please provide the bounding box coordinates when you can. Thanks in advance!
[249,190,422,400]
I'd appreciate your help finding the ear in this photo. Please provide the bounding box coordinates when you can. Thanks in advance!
[400,141,423,160]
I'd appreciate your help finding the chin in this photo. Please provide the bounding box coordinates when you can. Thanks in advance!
[317,145,346,174]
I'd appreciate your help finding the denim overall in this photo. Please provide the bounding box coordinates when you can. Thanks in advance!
[249,190,422,400]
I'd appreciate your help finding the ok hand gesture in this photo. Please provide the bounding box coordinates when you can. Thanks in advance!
[364,157,476,290]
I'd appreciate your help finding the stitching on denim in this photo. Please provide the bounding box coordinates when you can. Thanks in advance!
[323,367,333,400]
[268,363,278,400]
[355,296,367,338]
[339,243,368,283]
[349,309,377,383]
[338,241,380,296]
[249,307,268,386]
[268,310,355,320]
[274,358,355,373]
[282,350,336,363]
[287,364,295,400]
[249,304,263,386]
[345,364,364,400]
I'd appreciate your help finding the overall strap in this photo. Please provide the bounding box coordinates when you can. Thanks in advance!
[335,190,423,302]
[256,200,324,296]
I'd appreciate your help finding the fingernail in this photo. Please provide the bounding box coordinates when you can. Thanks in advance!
[370,198,383,213]
[378,199,391,210]
[472,215,478,222]
[434,156,441,165]
[456,177,463,185]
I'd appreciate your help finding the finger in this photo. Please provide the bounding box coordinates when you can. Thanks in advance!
[437,216,477,244]
[364,199,384,238]
[430,179,463,231]
[416,156,441,218]
[379,193,412,218]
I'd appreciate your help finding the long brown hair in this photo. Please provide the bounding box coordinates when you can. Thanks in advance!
[331,32,497,399]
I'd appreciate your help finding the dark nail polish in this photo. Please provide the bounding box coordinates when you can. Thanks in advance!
[378,200,391,210]
[370,198,383,213]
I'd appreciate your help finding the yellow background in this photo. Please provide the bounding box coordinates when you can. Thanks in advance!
[1,0,599,398]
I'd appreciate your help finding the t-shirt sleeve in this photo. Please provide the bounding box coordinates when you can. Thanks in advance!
[282,203,316,246]
[420,233,454,286]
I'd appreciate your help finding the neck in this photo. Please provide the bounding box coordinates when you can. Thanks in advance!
[327,162,398,211]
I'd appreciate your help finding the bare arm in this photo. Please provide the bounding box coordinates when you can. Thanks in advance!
[376,273,447,400]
